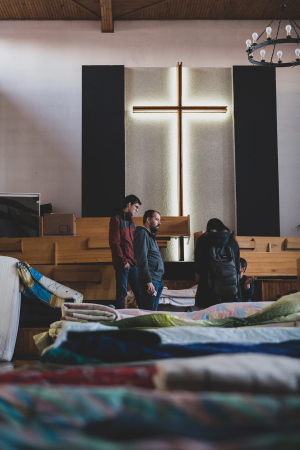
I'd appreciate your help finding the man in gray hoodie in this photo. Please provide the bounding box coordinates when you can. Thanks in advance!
[133,210,164,311]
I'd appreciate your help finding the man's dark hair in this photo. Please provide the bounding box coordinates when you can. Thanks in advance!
[143,209,160,224]
[123,195,141,208]
[240,258,247,269]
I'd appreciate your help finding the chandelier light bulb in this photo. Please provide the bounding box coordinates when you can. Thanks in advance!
[266,27,272,40]
[286,24,292,38]
[244,5,300,69]
[252,32,258,45]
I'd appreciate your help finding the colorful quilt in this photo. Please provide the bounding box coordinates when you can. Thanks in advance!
[108,292,300,329]
[0,365,156,388]
[120,301,272,321]
[18,261,83,309]
[0,385,299,449]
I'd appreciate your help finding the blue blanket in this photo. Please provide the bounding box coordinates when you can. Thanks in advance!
[41,331,300,364]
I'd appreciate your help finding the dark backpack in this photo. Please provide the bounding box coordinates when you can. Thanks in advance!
[208,243,238,297]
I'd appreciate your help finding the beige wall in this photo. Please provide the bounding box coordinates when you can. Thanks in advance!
[0,20,299,240]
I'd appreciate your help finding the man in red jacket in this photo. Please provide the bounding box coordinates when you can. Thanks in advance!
[109,195,142,309]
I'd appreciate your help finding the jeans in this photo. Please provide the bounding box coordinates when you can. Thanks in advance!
[114,265,141,309]
[139,279,164,311]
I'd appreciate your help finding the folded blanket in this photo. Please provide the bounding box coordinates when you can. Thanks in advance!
[40,321,300,365]
[18,262,83,309]
[61,303,120,322]
[42,332,300,365]
[153,326,300,345]
[45,320,300,347]
[0,364,157,388]
[153,353,300,394]
[159,286,196,307]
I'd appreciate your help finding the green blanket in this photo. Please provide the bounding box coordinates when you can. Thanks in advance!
[103,292,300,329]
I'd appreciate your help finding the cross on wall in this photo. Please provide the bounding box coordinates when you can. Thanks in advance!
[133,62,227,260]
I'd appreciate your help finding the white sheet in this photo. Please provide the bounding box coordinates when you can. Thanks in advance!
[150,326,300,345]
[0,256,21,361]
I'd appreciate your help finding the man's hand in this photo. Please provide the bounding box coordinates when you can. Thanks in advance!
[124,262,130,270]
[147,282,155,295]
[244,276,257,290]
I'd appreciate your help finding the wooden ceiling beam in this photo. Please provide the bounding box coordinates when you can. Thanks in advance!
[115,0,175,20]
[100,0,114,32]
[68,0,101,18]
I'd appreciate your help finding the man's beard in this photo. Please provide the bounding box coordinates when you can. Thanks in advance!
[150,224,159,234]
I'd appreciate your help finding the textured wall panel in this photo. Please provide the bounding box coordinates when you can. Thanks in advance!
[183,68,235,260]
[125,67,235,261]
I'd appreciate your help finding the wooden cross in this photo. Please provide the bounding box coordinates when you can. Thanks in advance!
[133,63,227,260]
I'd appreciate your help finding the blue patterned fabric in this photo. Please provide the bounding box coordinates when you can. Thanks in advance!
[41,330,300,364]
[18,262,83,309]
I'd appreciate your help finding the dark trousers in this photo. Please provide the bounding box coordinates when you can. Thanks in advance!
[114,265,141,309]
[139,279,164,311]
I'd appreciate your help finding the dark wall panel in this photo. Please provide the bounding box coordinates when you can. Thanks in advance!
[82,66,125,217]
[233,66,280,236]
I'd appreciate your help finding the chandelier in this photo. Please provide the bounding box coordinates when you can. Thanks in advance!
[245,4,300,68]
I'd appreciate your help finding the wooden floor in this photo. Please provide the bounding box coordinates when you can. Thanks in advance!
[0,360,39,373]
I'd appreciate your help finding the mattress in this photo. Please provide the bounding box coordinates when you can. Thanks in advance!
[0,256,21,361]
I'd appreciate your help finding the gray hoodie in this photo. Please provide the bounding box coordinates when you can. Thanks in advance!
[133,226,164,283]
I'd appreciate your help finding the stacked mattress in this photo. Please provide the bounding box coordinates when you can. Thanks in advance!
[0,256,21,361]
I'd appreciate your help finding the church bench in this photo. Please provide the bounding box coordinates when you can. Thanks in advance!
[194,232,300,277]
[0,216,190,303]
[0,216,190,264]
[75,216,190,238]
[194,233,300,255]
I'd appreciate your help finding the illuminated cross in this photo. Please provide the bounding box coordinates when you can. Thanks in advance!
[133,62,227,260]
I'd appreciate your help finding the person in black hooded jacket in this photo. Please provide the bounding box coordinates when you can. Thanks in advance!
[195,218,241,309]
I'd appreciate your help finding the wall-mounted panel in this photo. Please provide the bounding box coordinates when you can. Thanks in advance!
[233,66,280,236]
[82,66,125,217]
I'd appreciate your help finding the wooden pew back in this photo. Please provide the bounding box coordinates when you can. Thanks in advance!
[194,232,300,277]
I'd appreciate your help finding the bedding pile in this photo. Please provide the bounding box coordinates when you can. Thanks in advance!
[40,321,300,365]
[0,256,21,361]
[5,283,300,448]
[0,384,299,448]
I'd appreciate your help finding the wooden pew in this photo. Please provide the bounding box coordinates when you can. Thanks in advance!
[0,216,190,265]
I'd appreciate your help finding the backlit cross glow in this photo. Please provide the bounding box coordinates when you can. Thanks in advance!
[133,62,227,259]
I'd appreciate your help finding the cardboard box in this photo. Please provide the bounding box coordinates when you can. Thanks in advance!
[43,213,76,236]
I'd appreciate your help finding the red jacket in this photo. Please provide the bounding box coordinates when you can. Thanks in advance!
[109,209,136,267]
